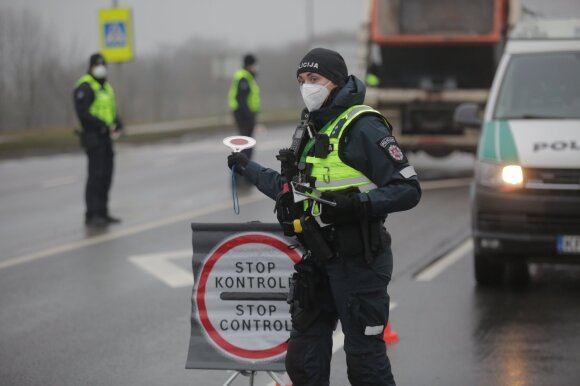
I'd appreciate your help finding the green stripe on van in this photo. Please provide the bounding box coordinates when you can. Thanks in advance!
[479,121,519,163]
[480,121,497,161]
[498,121,519,163]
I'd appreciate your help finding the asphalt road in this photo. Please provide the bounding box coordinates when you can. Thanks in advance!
[1,125,579,386]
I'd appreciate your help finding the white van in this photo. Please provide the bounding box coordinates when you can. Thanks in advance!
[454,19,580,286]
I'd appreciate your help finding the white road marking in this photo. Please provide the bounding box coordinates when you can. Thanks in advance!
[129,249,193,288]
[0,177,470,272]
[415,238,473,281]
[41,176,77,188]
[0,192,265,271]
[264,302,399,386]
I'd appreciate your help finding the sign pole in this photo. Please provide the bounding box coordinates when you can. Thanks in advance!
[221,370,286,386]
[106,0,125,122]
[221,371,241,386]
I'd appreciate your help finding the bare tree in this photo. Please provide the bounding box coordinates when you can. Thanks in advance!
[0,7,68,132]
[0,6,354,133]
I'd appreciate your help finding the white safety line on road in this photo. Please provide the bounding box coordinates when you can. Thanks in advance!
[0,192,266,271]
[0,177,470,272]
[129,249,193,288]
[415,238,473,281]
[264,302,399,386]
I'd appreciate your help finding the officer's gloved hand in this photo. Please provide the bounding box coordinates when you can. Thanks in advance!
[319,190,363,224]
[276,148,298,178]
[110,124,121,140]
[227,152,249,176]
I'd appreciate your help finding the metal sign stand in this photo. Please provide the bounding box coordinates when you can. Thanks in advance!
[222,370,287,386]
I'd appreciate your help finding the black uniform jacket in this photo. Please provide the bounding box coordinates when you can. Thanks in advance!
[243,75,421,218]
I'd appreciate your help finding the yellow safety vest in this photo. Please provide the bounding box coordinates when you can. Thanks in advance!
[365,73,380,87]
[304,105,388,193]
[75,74,116,127]
[228,69,261,113]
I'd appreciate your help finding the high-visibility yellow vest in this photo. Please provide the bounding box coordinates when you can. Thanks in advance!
[365,72,380,87]
[304,105,388,193]
[75,74,116,127]
[228,68,261,113]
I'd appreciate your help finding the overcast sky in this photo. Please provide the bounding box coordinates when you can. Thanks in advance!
[1,0,579,58]
[0,0,366,56]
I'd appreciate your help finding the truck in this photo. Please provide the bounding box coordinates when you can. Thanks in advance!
[360,0,520,157]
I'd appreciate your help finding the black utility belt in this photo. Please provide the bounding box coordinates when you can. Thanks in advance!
[321,220,385,258]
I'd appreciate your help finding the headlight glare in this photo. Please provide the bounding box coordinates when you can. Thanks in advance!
[476,161,523,189]
[501,165,523,186]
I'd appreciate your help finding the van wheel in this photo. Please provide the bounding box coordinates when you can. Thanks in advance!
[474,252,504,286]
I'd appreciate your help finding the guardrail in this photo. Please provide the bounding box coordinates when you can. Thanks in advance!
[126,110,300,136]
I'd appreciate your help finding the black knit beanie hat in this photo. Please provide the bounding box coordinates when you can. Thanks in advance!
[244,53,257,67]
[296,47,348,87]
[89,53,106,67]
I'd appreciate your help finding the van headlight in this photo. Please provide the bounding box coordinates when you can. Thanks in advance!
[475,161,523,189]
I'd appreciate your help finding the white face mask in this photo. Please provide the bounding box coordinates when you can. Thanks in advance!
[92,65,107,79]
[300,82,330,112]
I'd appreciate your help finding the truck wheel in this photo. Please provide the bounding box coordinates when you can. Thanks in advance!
[474,252,504,286]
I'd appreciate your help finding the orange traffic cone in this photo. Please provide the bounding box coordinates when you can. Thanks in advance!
[383,321,399,344]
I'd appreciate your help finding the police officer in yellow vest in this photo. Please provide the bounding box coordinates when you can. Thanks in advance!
[228,53,260,160]
[228,48,421,385]
[365,62,381,87]
[73,53,123,227]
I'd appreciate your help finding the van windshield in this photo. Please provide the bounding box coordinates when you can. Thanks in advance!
[494,51,580,119]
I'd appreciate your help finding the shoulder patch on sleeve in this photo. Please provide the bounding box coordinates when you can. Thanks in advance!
[376,136,408,164]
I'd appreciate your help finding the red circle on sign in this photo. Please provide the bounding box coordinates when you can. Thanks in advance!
[196,233,301,360]
[230,138,249,145]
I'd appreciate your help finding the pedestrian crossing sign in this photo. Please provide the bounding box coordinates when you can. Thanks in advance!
[98,8,134,62]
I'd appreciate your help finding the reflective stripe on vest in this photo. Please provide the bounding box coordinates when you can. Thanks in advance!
[228,68,261,113]
[75,74,116,127]
[305,105,385,193]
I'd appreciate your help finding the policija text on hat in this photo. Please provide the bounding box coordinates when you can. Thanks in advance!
[227,47,421,386]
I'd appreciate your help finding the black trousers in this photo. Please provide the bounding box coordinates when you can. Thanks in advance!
[233,110,256,159]
[84,137,114,219]
[285,246,396,386]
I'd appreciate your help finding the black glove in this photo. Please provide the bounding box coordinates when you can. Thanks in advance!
[319,190,364,224]
[276,148,298,179]
[115,117,124,131]
[227,152,249,175]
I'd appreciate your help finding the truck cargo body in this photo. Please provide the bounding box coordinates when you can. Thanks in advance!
[363,0,514,156]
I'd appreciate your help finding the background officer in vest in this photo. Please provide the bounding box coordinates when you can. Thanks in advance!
[73,53,123,228]
[228,53,260,160]
[228,47,421,385]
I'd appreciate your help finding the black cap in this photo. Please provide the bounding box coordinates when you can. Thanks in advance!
[296,47,348,87]
[243,54,256,67]
[89,53,106,67]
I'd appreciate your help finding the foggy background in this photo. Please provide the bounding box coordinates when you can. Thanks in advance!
[0,0,578,132]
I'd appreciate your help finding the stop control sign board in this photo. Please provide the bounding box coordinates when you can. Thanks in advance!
[186,223,302,371]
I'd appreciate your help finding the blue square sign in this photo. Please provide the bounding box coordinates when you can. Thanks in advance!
[104,22,127,48]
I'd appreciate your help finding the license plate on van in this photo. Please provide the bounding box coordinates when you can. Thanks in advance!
[557,235,580,254]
